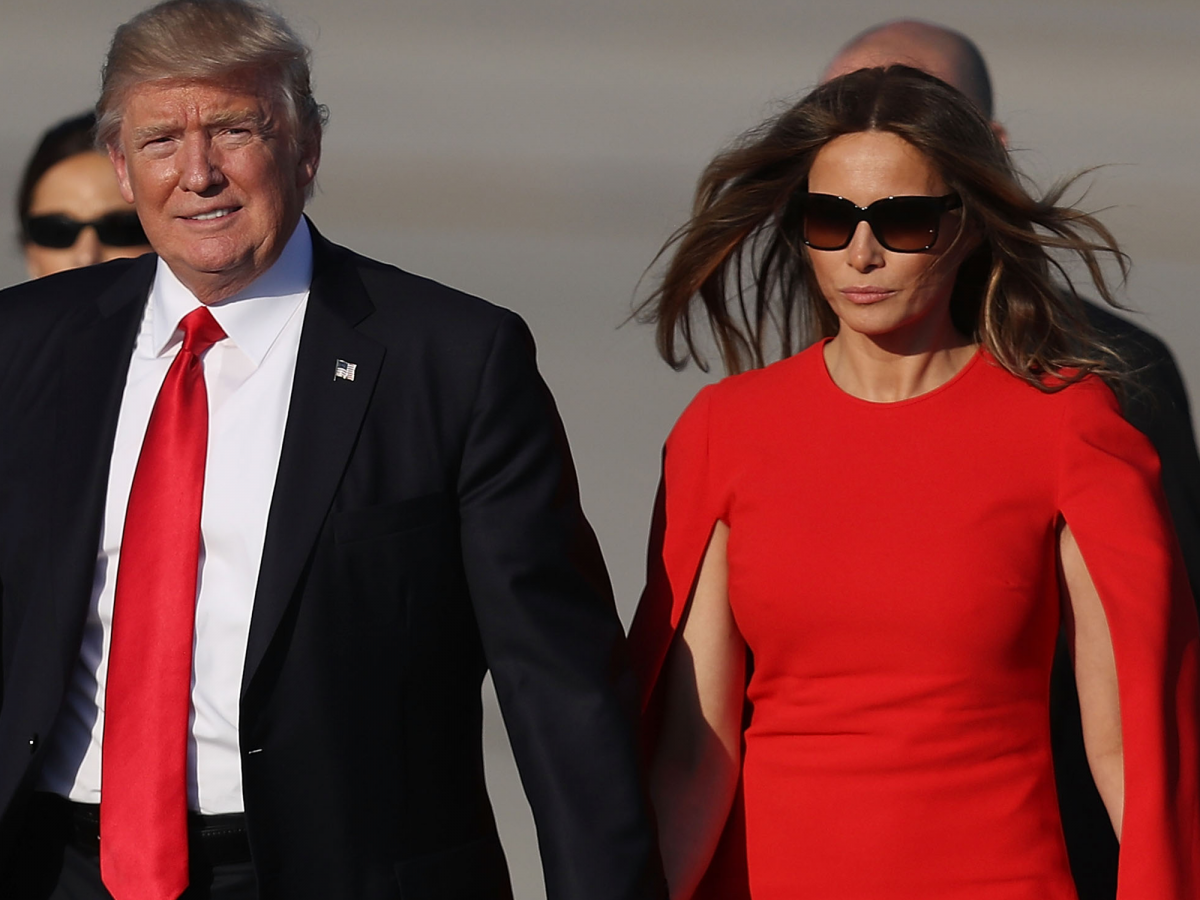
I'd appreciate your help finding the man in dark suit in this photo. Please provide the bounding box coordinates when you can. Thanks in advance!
[0,2,665,899]
[825,20,1200,900]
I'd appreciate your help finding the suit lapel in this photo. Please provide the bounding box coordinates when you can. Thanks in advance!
[49,258,156,646]
[242,227,385,696]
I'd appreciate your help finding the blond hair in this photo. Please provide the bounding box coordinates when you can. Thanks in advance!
[97,0,327,158]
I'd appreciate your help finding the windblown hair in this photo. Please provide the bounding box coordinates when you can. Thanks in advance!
[639,66,1127,391]
[96,0,327,163]
[16,111,98,243]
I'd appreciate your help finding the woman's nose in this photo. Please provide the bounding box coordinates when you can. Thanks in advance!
[69,227,106,268]
[846,221,884,272]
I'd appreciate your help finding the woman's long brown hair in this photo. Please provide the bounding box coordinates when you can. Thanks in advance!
[638,65,1128,390]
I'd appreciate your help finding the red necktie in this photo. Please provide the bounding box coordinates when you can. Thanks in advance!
[101,306,226,900]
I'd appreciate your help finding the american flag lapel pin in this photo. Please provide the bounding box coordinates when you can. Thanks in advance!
[334,359,357,382]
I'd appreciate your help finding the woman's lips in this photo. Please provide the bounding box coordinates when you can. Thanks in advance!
[840,286,896,305]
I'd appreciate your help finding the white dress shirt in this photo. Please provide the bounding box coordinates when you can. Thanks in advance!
[37,219,313,814]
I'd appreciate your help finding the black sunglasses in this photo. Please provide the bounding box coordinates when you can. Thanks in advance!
[800,193,961,253]
[24,212,148,249]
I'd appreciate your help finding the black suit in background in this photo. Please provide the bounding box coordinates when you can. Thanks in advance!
[1052,300,1200,900]
[0,224,666,900]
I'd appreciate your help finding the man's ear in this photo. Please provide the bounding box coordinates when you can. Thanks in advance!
[296,133,321,192]
[990,120,1009,150]
[108,143,136,204]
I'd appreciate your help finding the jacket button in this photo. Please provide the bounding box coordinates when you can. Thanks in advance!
[28,734,39,754]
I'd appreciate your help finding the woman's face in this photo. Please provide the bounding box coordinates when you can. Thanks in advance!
[23,151,151,279]
[806,130,966,346]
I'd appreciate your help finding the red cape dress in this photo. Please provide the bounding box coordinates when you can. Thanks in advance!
[629,343,1200,899]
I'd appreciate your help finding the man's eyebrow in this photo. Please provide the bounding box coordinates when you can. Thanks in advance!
[128,109,270,144]
[130,122,177,144]
[203,108,269,130]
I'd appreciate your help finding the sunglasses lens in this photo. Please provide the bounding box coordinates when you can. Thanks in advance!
[25,212,148,249]
[25,215,83,249]
[872,197,943,252]
[802,195,856,251]
[95,213,148,248]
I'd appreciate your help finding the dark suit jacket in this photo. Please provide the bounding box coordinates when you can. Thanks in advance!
[1052,300,1200,900]
[0,224,666,900]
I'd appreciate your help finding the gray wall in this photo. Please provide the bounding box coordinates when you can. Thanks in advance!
[2,1,1197,895]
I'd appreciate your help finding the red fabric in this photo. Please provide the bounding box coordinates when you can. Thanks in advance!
[629,341,1200,899]
[101,307,225,900]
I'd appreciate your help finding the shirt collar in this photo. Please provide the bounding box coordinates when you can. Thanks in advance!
[149,217,313,366]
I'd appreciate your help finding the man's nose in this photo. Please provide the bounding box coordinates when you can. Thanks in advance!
[179,134,225,193]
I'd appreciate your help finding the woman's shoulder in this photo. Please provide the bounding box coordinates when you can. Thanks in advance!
[708,341,824,406]
[1049,371,1122,414]
[665,343,823,454]
[974,355,1122,418]
[980,363,1149,477]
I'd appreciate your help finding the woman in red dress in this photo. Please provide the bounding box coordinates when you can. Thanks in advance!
[630,66,1200,900]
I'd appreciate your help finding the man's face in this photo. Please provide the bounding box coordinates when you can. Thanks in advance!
[109,77,318,304]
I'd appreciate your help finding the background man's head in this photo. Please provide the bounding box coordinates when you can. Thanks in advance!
[823,19,1000,139]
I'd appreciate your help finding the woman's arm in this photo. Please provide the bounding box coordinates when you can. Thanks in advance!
[649,521,745,899]
[1058,522,1124,838]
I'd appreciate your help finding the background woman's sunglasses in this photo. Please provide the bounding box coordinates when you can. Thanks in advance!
[24,212,148,249]
[801,193,961,253]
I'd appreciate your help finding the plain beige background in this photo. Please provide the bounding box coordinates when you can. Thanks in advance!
[2,1,1197,895]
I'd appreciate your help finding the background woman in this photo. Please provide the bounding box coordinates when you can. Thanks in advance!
[631,66,1199,899]
[16,111,149,279]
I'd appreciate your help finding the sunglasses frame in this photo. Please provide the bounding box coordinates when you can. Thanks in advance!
[799,192,962,253]
[23,211,148,249]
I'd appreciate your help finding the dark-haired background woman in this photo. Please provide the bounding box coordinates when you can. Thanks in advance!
[630,66,1199,900]
[16,111,150,279]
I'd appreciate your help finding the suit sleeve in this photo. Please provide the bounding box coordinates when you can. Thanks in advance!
[455,312,666,900]
[1122,341,1200,620]
[1056,378,1200,898]
[1087,296,1200,619]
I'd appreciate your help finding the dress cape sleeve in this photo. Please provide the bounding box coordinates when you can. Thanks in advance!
[1057,378,1200,897]
[627,386,751,899]
[628,385,722,713]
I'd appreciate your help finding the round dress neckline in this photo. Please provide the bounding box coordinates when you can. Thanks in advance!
[816,337,984,409]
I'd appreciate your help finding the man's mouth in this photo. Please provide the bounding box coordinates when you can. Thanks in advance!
[186,208,237,221]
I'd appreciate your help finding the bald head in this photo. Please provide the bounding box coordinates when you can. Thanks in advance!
[823,19,994,119]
